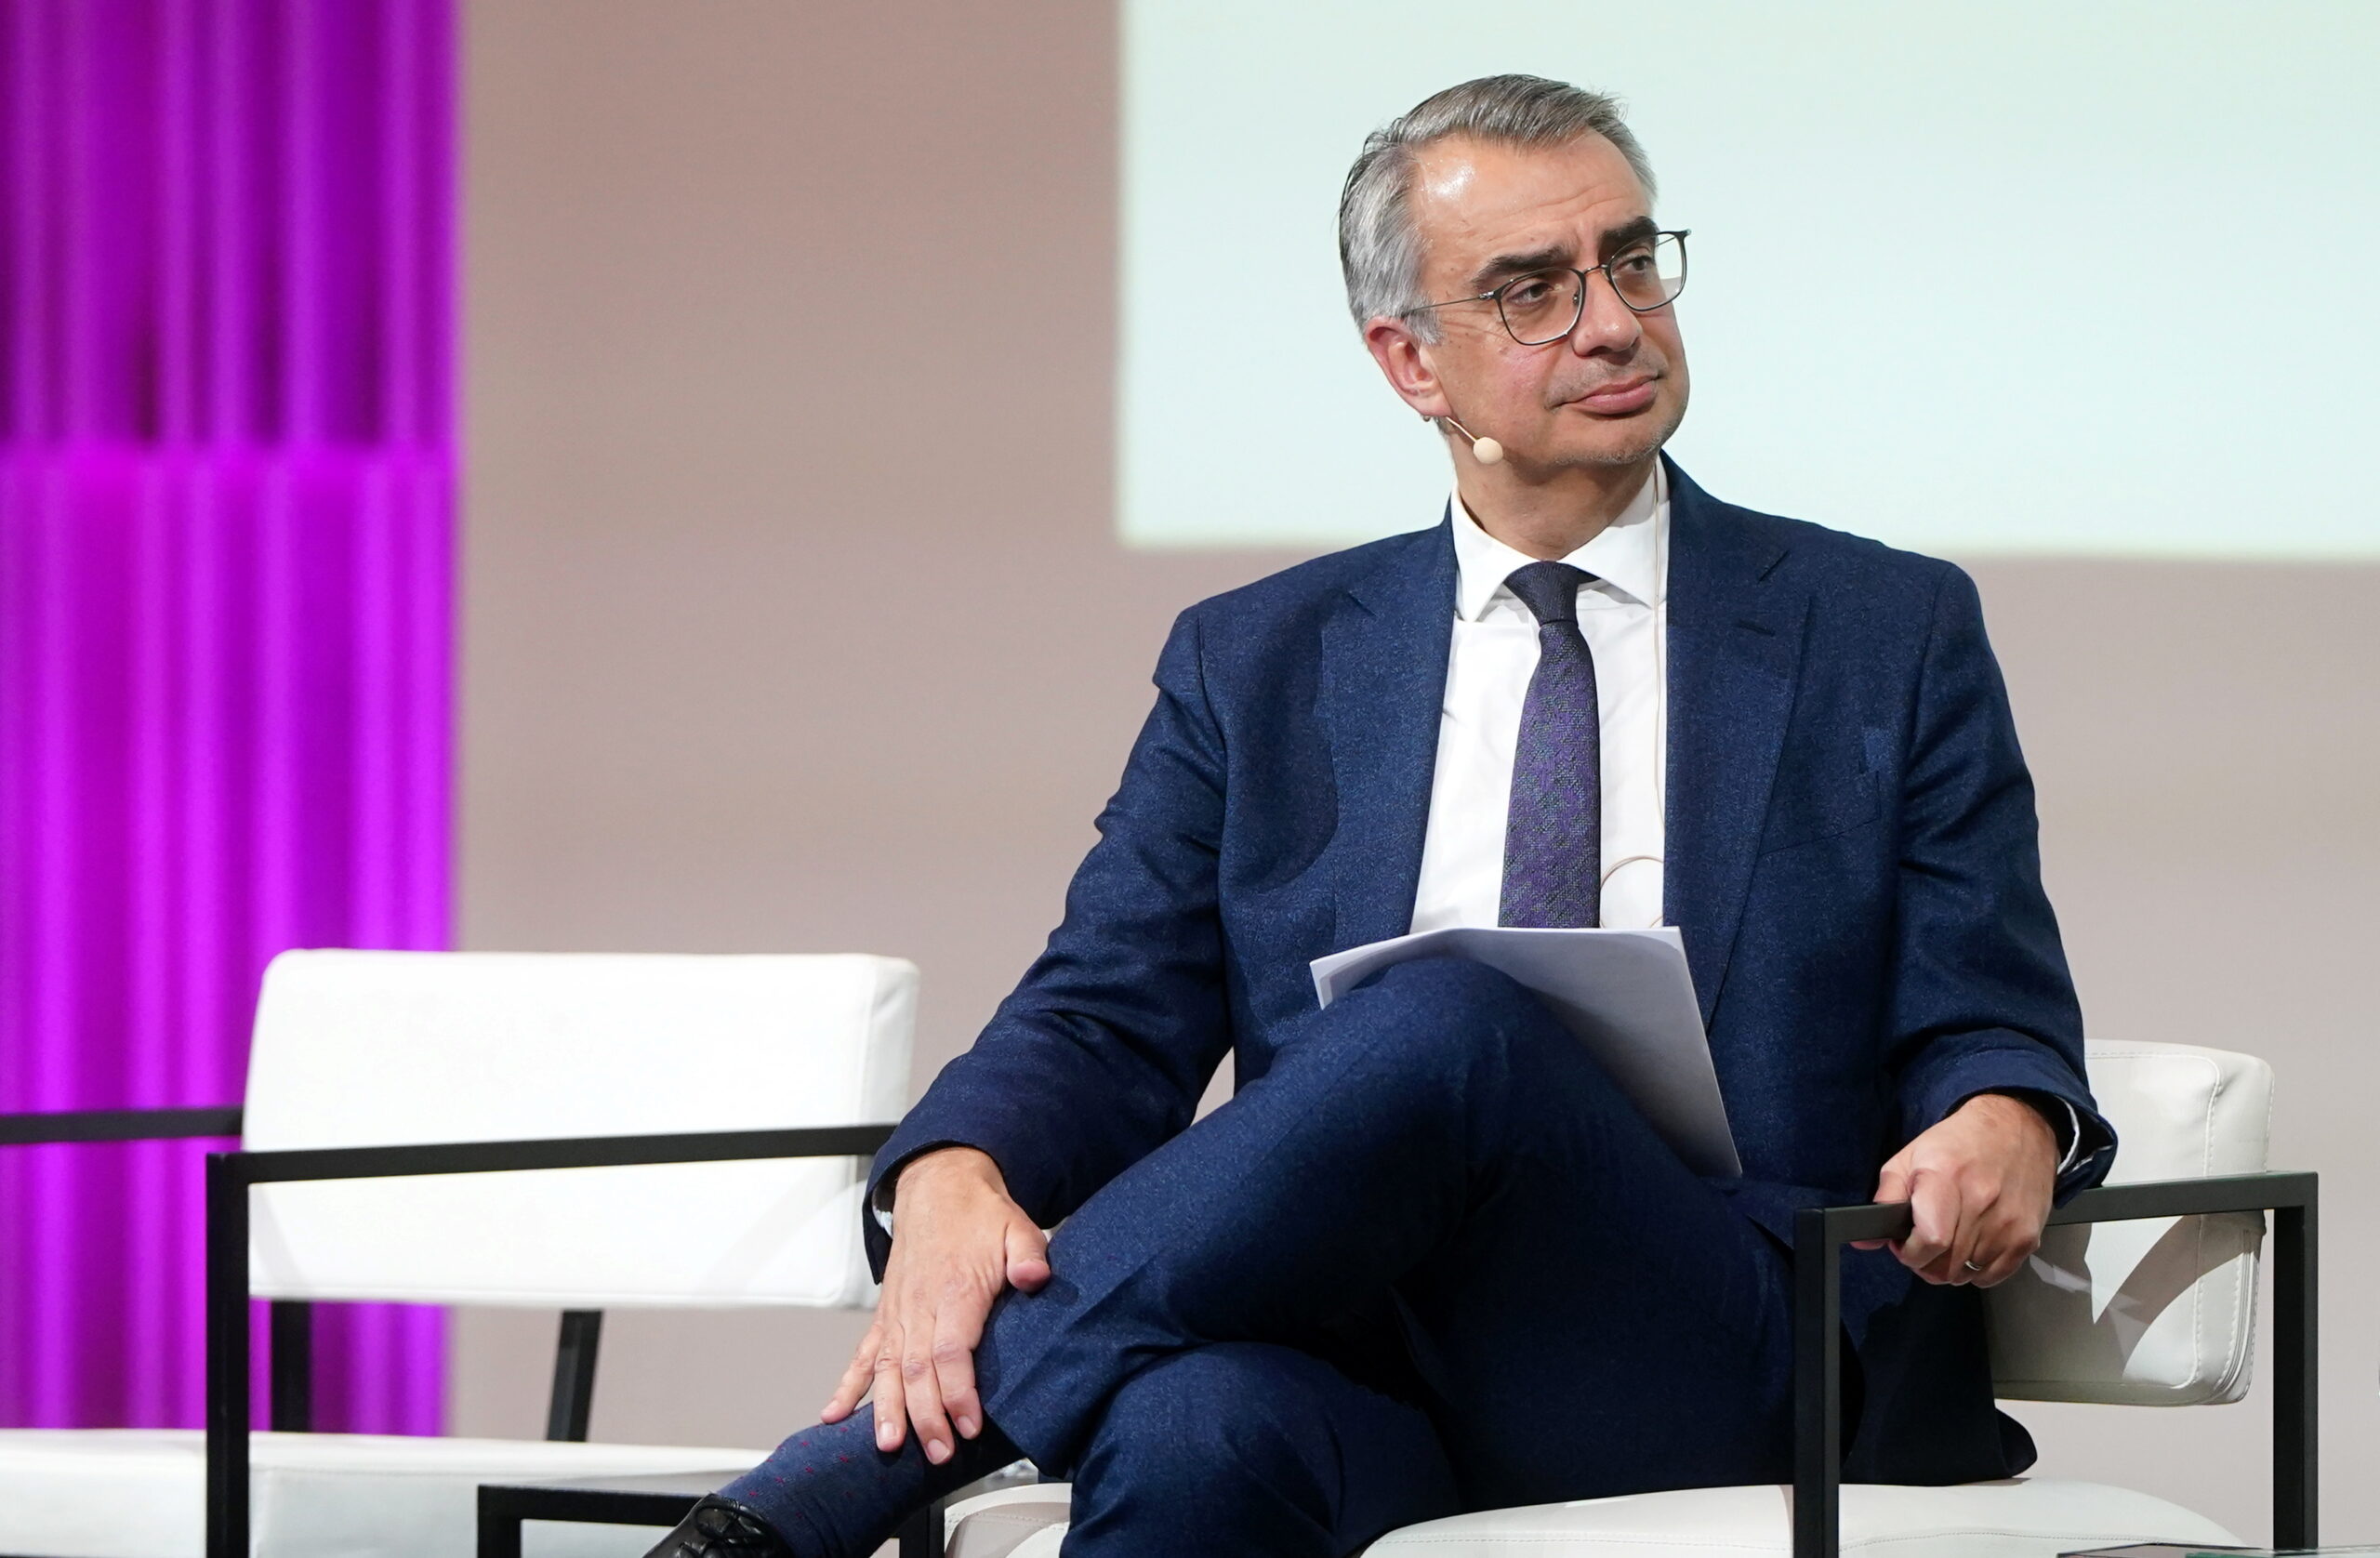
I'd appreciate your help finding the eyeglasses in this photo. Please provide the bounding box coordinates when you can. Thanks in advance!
[1414,230,1689,346]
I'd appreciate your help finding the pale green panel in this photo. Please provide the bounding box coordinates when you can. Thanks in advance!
[1119,0,2380,556]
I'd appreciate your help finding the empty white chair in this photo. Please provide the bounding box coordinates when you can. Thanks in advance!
[942,1038,2291,1558]
[0,949,917,1558]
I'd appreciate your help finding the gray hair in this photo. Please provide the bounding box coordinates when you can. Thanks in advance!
[1338,74,1656,341]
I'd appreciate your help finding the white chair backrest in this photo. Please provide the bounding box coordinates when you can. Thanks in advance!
[242,950,916,1310]
[1986,1039,2272,1406]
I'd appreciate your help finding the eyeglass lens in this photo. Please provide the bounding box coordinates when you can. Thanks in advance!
[1497,233,1686,346]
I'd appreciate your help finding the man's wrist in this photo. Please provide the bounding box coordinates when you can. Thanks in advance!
[1969,1089,2080,1172]
[894,1145,1004,1201]
[872,1144,1005,1236]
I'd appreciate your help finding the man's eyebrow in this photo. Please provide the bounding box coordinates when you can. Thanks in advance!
[1599,215,1659,256]
[1466,244,1573,294]
[1463,217,1660,294]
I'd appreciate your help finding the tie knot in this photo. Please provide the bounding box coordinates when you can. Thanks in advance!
[1501,561,1593,627]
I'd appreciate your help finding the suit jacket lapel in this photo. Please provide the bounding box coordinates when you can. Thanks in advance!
[1320,520,1458,953]
[1662,461,1806,1024]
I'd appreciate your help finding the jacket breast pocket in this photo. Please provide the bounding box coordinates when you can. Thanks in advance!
[1757,766,1883,856]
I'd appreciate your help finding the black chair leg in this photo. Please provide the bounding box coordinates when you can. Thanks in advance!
[895,1499,945,1558]
[269,1300,313,1433]
[546,1309,603,1442]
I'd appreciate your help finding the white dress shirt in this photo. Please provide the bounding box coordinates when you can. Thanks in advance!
[1411,463,1669,933]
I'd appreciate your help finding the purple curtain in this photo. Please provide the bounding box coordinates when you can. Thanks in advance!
[0,0,453,1434]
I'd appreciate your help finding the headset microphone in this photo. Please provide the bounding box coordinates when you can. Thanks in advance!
[1439,416,1504,467]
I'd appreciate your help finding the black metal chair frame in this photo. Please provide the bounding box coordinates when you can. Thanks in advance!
[3,1113,2320,1558]
[0,1107,911,1558]
[1792,1170,2318,1558]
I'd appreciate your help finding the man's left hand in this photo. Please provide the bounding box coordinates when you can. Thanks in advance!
[1854,1092,2058,1287]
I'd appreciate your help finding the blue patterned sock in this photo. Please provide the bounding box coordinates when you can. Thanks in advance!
[719,1405,1021,1557]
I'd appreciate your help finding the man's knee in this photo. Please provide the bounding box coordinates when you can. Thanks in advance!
[1340,956,1583,1086]
[1322,958,1655,1173]
[1359,952,1532,1018]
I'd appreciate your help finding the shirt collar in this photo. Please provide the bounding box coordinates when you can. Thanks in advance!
[1449,462,1665,623]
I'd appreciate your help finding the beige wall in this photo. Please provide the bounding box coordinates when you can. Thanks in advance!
[457,0,2380,1541]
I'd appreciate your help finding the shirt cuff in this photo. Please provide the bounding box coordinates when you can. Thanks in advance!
[2052,1097,2084,1175]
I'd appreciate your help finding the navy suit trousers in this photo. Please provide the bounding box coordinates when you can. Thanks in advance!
[956,957,1798,1555]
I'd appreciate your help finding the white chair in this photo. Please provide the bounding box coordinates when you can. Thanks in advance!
[0,949,918,1558]
[939,1038,2309,1558]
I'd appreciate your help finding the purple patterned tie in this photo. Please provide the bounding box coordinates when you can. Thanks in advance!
[1500,561,1602,928]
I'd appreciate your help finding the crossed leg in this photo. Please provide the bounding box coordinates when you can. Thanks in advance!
[720,957,1794,1556]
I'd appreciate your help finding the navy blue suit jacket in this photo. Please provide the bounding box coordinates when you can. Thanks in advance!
[869,458,2114,1482]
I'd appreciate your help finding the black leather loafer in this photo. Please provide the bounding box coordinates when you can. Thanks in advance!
[641,1495,796,1558]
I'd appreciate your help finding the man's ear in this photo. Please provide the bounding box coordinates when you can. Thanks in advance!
[1362,315,1449,421]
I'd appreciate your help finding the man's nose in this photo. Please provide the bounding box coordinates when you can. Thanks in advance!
[1567,269,1642,355]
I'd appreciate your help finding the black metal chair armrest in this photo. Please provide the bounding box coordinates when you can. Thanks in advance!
[222,1124,897,1183]
[203,1122,901,1558]
[0,1105,243,1147]
[1791,1171,2317,1558]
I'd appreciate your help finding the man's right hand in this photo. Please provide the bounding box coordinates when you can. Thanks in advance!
[820,1146,1050,1465]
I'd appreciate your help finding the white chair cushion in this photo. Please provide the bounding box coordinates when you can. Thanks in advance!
[244,950,917,1309]
[1987,1039,2272,1404]
[950,1479,2236,1557]
[944,1483,1076,1558]
[0,1428,764,1558]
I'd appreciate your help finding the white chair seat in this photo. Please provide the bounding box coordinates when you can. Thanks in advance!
[945,1482,1078,1558]
[0,1428,764,1558]
[946,1478,2239,1558]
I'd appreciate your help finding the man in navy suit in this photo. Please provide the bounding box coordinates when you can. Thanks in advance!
[649,73,2112,1558]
